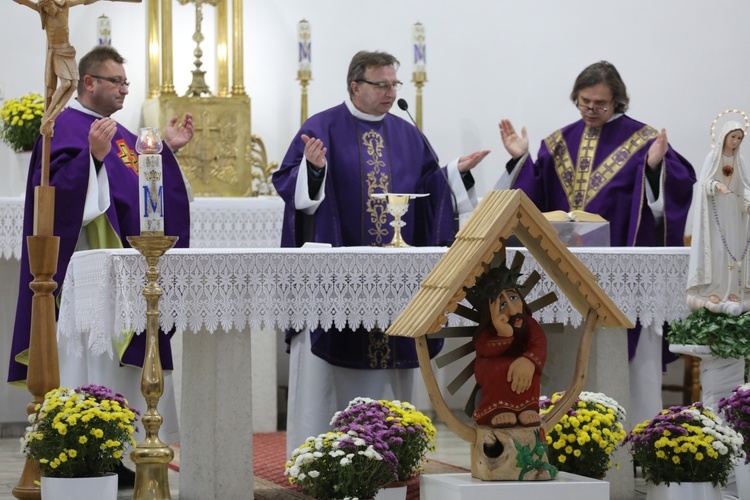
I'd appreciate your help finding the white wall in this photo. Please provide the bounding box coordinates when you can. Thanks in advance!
[1,0,749,224]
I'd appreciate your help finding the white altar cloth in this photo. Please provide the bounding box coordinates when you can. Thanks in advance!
[0,196,24,260]
[55,246,690,498]
[0,195,284,429]
[0,196,285,261]
[57,246,690,353]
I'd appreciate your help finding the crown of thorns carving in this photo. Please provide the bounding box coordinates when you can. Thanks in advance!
[464,260,523,304]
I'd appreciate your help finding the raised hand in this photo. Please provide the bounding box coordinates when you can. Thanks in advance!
[88,117,117,162]
[457,150,491,173]
[163,113,194,152]
[301,134,327,169]
[647,128,668,169]
[499,119,529,159]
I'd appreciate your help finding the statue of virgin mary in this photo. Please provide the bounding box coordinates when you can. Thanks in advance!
[687,120,750,316]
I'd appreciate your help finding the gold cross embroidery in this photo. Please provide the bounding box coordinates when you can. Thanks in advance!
[117,139,139,175]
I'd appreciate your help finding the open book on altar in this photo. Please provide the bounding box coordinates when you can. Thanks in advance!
[505,209,610,247]
[543,210,607,223]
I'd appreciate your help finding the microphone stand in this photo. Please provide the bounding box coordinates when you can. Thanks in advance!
[398,99,460,238]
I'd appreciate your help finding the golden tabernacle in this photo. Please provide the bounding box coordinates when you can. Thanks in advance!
[142,0,276,197]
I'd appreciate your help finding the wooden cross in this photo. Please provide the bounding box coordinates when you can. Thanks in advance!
[11,2,141,498]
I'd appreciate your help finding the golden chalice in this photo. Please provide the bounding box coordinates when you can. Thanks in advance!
[371,193,429,248]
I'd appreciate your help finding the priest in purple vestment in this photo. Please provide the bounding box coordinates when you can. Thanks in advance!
[493,60,696,429]
[8,46,193,455]
[273,50,489,456]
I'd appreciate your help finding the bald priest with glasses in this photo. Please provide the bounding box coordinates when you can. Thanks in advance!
[273,49,489,457]
[493,60,696,430]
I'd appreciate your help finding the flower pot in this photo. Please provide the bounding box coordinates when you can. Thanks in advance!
[374,480,408,500]
[40,473,117,500]
[9,150,32,197]
[646,481,721,500]
[736,462,750,500]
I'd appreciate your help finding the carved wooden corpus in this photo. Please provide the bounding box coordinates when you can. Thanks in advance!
[389,190,633,482]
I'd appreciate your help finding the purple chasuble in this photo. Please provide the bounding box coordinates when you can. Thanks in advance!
[8,106,191,384]
[513,115,695,246]
[513,114,696,362]
[273,102,453,369]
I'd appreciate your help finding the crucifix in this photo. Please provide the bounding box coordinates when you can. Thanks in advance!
[11,1,140,498]
[178,0,220,97]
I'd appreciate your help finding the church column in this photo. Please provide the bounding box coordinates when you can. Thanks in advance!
[216,0,229,97]
[160,0,176,95]
[147,0,160,98]
[231,0,246,96]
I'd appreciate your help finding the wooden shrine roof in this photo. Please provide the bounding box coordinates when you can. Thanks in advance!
[386,190,634,338]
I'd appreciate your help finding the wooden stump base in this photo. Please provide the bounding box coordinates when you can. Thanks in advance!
[471,425,555,481]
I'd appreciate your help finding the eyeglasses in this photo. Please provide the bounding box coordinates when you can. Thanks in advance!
[356,79,403,92]
[90,75,130,88]
[576,102,610,114]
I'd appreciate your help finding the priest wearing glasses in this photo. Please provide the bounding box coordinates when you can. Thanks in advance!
[493,60,696,431]
[273,50,490,457]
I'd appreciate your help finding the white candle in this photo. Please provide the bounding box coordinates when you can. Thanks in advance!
[136,128,164,234]
[97,15,111,46]
[413,22,426,75]
[298,19,311,72]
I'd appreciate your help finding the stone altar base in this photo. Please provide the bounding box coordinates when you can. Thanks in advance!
[420,472,609,500]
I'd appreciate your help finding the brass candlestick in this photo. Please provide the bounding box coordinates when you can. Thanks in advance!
[412,72,427,130]
[127,234,178,500]
[298,70,311,125]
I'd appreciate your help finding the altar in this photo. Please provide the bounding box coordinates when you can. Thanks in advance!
[55,246,690,499]
[0,195,285,429]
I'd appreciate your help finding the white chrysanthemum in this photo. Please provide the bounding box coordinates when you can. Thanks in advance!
[295,452,315,466]
[340,457,351,466]
[287,465,300,477]
[353,438,366,446]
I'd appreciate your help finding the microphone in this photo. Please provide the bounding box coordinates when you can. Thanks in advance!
[397,98,459,238]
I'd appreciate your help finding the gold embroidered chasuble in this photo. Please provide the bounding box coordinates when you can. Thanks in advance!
[545,124,658,211]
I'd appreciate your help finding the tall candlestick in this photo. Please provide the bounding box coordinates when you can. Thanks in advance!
[413,22,426,75]
[298,19,311,72]
[136,128,165,234]
[297,19,312,125]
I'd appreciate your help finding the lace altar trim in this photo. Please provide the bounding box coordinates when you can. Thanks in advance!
[57,247,690,358]
[0,197,24,260]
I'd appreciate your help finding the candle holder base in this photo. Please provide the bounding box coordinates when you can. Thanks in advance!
[126,234,178,500]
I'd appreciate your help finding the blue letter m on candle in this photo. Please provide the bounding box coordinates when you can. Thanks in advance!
[298,41,311,62]
[142,184,164,217]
